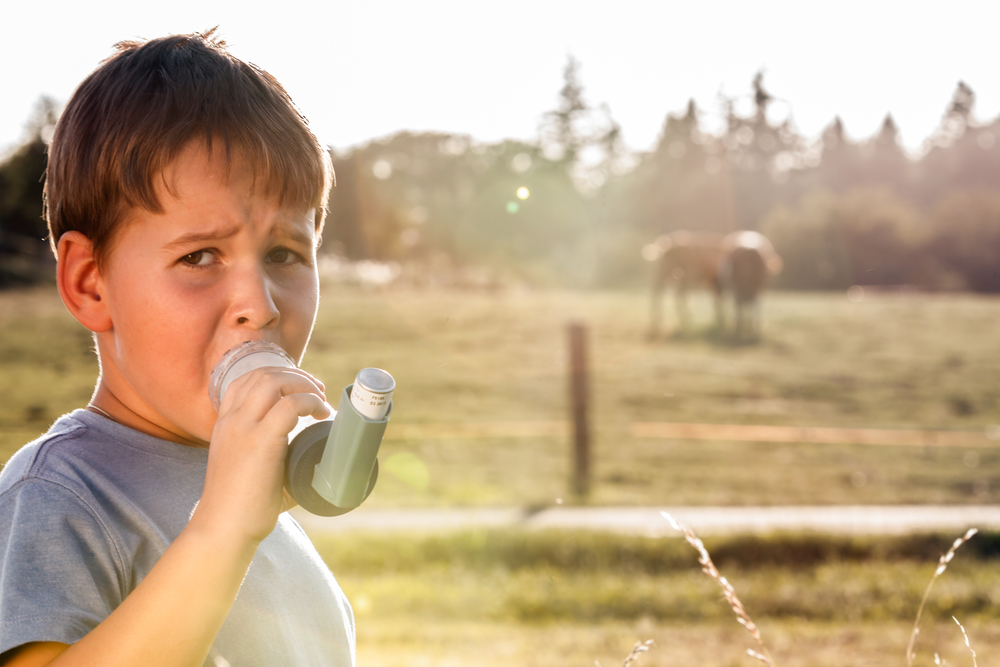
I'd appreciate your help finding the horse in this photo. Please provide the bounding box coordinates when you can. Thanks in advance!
[717,231,783,338]
[643,231,726,338]
[643,230,782,339]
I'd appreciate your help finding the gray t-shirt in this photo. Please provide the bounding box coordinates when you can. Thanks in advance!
[0,410,355,666]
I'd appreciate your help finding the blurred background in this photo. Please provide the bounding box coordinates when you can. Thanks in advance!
[3,1,1000,665]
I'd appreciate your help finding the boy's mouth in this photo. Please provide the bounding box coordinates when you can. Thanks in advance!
[208,340,297,411]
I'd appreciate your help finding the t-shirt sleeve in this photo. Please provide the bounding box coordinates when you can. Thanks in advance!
[0,478,125,654]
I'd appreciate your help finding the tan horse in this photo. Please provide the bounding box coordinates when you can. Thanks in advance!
[643,231,726,337]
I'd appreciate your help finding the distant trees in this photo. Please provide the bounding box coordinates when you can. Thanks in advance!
[538,56,625,193]
[615,100,729,235]
[2,74,999,291]
[0,97,58,286]
[927,192,1000,292]
[760,189,928,290]
[324,130,595,286]
[625,77,1000,292]
[757,82,1000,294]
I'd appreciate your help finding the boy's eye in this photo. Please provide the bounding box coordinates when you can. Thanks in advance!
[267,248,298,264]
[180,250,215,266]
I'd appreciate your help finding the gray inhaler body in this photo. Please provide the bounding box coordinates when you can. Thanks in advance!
[209,340,394,516]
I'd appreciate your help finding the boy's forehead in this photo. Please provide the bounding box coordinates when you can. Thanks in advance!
[159,142,258,199]
[157,141,317,220]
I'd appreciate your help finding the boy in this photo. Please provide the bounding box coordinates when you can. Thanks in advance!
[0,30,354,666]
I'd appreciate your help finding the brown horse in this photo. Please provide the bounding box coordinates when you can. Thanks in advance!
[718,231,783,338]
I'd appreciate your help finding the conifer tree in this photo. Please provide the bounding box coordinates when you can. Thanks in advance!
[0,96,59,285]
[538,56,623,193]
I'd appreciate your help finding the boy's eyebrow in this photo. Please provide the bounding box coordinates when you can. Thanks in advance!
[161,220,316,253]
[162,226,241,252]
[272,221,317,248]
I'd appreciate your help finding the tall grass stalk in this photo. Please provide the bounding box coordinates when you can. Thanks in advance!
[952,617,978,667]
[621,639,653,667]
[906,528,978,667]
[595,639,653,667]
[661,511,774,667]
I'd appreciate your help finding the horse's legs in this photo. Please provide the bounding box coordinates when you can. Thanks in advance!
[712,285,725,332]
[649,276,664,339]
[675,284,690,330]
[734,297,746,339]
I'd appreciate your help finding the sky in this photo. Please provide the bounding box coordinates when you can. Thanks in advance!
[2,0,999,159]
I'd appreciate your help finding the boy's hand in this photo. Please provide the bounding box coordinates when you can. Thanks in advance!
[193,366,330,545]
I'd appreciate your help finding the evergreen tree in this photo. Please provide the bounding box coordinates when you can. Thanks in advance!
[0,96,59,286]
[539,56,588,166]
[859,114,912,196]
[719,72,803,229]
[617,99,729,235]
[813,117,865,193]
[916,82,1000,205]
[538,56,622,193]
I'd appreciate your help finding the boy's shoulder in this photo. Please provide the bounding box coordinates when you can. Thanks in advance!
[0,409,209,511]
[0,410,93,495]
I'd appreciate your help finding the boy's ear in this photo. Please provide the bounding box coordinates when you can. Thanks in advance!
[56,231,112,333]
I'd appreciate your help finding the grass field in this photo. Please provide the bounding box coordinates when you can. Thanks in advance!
[353,618,1000,667]
[3,285,1000,665]
[2,285,999,506]
[315,529,1000,666]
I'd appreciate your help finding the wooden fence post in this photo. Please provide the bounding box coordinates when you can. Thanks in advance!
[567,321,590,497]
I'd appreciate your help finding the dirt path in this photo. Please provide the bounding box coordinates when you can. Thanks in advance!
[292,504,999,536]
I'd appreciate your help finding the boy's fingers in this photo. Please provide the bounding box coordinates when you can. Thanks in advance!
[223,367,326,416]
[262,393,332,437]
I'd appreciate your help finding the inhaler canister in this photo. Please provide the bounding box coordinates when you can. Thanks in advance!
[350,368,395,420]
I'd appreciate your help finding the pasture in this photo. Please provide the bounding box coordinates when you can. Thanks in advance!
[316,528,1000,666]
[2,284,1000,665]
[2,284,998,507]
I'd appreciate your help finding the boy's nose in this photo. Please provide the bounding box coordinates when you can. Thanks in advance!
[231,268,280,330]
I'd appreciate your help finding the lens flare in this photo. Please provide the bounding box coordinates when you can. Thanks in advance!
[516,186,530,200]
[506,201,519,214]
[383,452,429,491]
[372,159,392,180]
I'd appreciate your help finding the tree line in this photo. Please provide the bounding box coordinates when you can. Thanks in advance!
[2,64,999,290]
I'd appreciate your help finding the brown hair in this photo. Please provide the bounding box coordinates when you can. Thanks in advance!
[44,28,333,267]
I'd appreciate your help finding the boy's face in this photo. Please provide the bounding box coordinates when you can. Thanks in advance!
[95,142,320,446]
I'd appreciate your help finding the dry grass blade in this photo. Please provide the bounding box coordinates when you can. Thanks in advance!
[621,640,654,667]
[906,528,978,667]
[661,511,774,667]
[953,617,978,667]
[594,640,653,667]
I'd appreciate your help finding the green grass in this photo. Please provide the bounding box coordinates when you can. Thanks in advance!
[2,285,999,506]
[315,529,1000,666]
[315,529,1000,623]
[354,618,1000,667]
[2,284,998,664]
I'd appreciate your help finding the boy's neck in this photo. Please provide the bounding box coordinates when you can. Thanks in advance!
[89,380,210,449]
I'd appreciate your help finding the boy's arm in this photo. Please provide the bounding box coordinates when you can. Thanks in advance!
[1,523,254,667]
[1,367,328,667]
[1,643,68,666]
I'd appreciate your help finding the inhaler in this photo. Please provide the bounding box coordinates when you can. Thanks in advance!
[209,340,394,516]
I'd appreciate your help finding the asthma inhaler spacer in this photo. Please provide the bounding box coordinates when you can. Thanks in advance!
[288,367,393,515]
[208,340,393,516]
[209,340,297,411]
